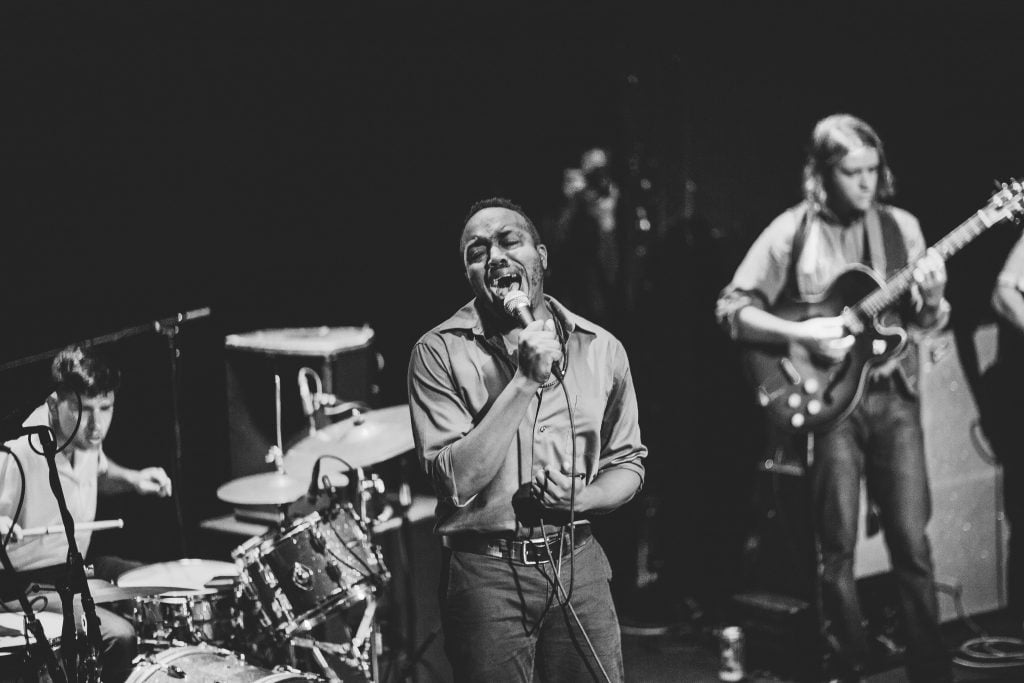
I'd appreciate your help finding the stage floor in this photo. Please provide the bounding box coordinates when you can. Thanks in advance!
[621,609,1024,682]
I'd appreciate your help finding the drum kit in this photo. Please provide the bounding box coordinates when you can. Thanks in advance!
[0,366,415,682]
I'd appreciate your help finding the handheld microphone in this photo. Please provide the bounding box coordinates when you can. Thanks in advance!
[502,291,563,380]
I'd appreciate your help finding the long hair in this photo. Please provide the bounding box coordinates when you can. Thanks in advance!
[802,113,895,209]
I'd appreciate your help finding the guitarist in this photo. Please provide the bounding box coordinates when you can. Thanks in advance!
[715,114,952,683]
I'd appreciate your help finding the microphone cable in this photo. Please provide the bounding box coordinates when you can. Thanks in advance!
[532,324,612,683]
[0,447,26,550]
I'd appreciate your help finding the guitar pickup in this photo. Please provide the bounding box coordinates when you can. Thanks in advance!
[779,357,802,385]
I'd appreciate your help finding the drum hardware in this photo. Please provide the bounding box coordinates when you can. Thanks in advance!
[290,595,379,682]
[0,611,64,682]
[217,375,308,512]
[298,367,371,438]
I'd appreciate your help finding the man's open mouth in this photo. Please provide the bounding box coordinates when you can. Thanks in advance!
[488,272,523,300]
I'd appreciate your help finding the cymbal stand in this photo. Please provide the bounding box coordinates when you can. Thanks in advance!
[291,596,381,683]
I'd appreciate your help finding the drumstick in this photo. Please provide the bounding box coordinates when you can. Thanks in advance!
[21,519,125,537]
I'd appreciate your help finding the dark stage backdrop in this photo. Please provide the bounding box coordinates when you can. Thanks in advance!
[2,1,1024,611]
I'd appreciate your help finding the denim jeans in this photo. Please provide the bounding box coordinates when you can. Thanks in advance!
[439,536,624,683]
[812,380,951,683]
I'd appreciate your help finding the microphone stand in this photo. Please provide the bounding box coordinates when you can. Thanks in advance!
[0,451,67,682]
[33,426,103,683]
[154,307,211,558]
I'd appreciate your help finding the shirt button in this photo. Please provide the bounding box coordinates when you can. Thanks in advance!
[539,426,548,433]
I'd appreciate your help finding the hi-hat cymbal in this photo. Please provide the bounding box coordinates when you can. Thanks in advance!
[5,580,183,613]
[286,404,413,479]
[216,471,306,506]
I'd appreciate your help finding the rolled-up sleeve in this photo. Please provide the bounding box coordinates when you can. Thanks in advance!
[715,210,800,339]
[597,343,646,490]
[407,337,475,507]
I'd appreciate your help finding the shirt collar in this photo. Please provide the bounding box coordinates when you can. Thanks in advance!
[434,295,598,339]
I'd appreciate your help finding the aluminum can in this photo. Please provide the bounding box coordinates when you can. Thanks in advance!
[718,625,745,682]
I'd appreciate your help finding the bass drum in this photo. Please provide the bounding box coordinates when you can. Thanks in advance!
[125,645,316,682]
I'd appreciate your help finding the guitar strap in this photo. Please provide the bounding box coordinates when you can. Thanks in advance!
[784,204,812,301]
[864,206,907,279]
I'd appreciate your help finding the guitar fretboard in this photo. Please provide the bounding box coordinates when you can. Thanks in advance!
[855,210,998,319]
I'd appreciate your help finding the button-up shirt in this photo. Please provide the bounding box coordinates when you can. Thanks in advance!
[0,403,109,571]
[408,296,646,536]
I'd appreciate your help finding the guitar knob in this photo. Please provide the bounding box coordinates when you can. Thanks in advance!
[757,389,770,407]
[787,394,802,409]
[872,339,887,355]
[803,378,819,394]
[806,399,822,415]
[790,413,805,428]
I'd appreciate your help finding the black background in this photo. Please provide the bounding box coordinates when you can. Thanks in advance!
[3,1,1023,616]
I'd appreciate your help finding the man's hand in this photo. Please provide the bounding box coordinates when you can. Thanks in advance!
[913,247,947,308]
[795,316,855,363]
[517,319,563,385]
[134,467,172,497]
[531,464,587,513]
[0,515,23,542]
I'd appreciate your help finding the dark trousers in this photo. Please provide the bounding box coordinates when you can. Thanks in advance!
[812,381,951,683]
[439,536,624,683]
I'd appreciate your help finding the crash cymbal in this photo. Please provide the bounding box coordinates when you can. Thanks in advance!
[285,405,413,481]
[216,470,306,506]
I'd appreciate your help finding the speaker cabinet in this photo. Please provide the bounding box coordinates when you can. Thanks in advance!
[854,325,1007,622]
[225,327,379,478]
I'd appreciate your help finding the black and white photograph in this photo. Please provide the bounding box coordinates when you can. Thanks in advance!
[2,3,1023,681]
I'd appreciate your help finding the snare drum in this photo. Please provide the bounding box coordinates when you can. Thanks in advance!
[118,559,241,648]
[131,589,238,648]
[233,506,389,637]
[125,645,315,682]
[0,611,63,682]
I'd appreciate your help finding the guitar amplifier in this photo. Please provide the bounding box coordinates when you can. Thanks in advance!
[224,326,380,479]
[854,324,1007,622]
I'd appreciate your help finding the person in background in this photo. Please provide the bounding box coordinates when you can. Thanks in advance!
[715,114,952,682]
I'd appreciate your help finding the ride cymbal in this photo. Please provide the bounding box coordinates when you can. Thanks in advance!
[285,404,413,477]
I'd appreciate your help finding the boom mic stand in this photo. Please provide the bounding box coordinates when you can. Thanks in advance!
[34,425,103,683]
[0,447,66,683]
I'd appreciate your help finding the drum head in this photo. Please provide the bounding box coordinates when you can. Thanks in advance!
[117,559,238,592]
[0,611,63,652]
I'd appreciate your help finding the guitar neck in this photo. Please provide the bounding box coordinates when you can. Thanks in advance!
[855,209,997,319]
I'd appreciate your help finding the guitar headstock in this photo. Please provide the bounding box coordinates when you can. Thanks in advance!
[986,179,1024,225]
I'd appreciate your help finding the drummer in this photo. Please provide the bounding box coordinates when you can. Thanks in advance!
[0,344,173,682]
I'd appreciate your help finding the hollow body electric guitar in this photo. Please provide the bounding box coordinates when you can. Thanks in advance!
[742,181,1024,433]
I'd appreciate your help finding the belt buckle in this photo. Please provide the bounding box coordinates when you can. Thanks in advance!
[520,537,553,565]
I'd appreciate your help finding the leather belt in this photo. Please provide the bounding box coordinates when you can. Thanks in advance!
[867,372,895,391]
[442,526,592,565]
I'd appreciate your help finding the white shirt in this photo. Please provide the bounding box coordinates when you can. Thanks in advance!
[0,403,109,571]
